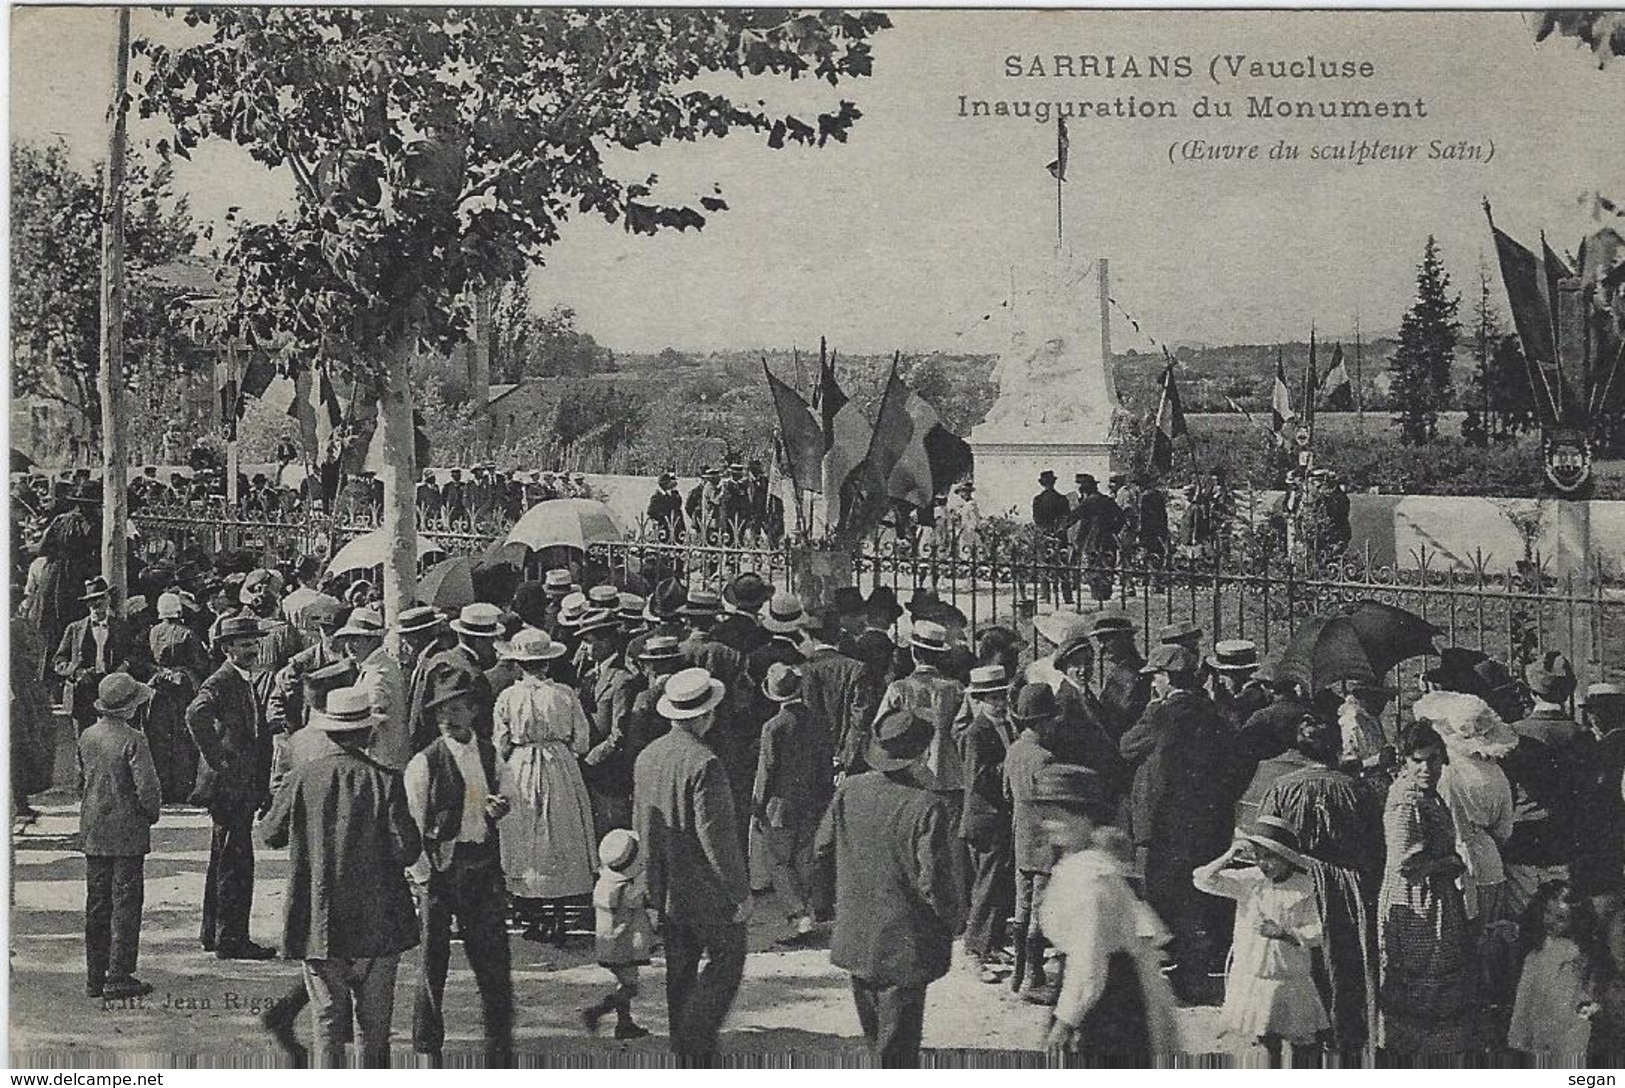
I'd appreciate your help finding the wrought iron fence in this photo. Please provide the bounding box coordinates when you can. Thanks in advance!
[132,506,1624,688]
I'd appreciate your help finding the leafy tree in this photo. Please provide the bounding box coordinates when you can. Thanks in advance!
[1389,235,1461,444]
[656,346,693,369]
[1536,11,1625,67]
[11,141,198,442]
[134,7,890,613]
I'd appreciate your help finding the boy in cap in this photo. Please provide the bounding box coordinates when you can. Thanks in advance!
[78,674,162,999]
[582,829,654,1040]
[815,706,967,1067]
[408,603,501,752]
[187,614,277,959]
[1003,684,1065,1003]
[403,673,516,1066]
[751,663,833,944]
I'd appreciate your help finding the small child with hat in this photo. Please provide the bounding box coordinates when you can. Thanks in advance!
[582,829,653,1040]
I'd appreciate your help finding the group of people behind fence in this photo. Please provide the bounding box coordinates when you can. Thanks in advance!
[17,526,1625,1067]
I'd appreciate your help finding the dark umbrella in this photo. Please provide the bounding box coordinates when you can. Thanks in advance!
[479,540,529,570]
[11,448,36,473]
[416,555,476,611]
[1274,615,1379,694]
[1337,600,1441,677]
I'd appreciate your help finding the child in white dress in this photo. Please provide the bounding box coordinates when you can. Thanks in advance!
[1508,880,1599,1062]
[1193,816,1328,1066]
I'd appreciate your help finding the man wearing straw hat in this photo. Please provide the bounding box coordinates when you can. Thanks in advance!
[334,606,409,771]
[186,613,277,960]
[959,664,1018,984]
[261,686,421,1069]
[633,665,749,1068]
[409,602,501,752]
[395,606,448,750]
[78,673,162,1000]
[815,705,967,1067]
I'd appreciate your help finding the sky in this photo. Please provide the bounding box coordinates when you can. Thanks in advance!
[11,7,1625,356]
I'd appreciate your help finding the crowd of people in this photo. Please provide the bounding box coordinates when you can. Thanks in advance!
[14,509,1625,1069]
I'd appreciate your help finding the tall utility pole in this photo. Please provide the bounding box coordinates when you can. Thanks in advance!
[98,7,131,605]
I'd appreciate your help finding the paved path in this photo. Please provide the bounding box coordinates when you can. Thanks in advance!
[10,796,1224,1067]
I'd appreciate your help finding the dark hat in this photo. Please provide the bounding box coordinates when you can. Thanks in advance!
[831,586,867,616]
[303,659,361,710]
[907,589,965,628]
[1075,473,1097,489]
[865,707,935,771]
[1011,683,1062,727]
[723,572,773,612]
[1424,646,1490,694]
[646,578,689,621]
[1030,763,1105,811]
[800,605,845,641]
[422,666,483,712]
[512,581,552,628]
[1525,651,1577,703]
[1087,612,1136,640]
[1243,814,1312,870]
[1473,657,1519,698]
[80,576,111,602]
[1206,639,1260,673]
[1142,643,1199,676]
[1053,632,1094,669]
[762,662,802,703]
[1157,620,1203,646]
[1038,470,1058,485]
[864,586,903,623]
[214,614,264,646]
[658,471,677,485]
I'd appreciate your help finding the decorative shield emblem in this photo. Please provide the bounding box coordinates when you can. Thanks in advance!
[1294,426,1312,449]
[1541,428,1592,495]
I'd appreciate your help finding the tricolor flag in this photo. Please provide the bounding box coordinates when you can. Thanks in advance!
[1319,343,1353,411]
[1151,362,1187,473]
[843,356,914,536]
[1271,350,1296,446]
[289,366,346,465]
[1046,117,1069,182]
[818,345,871,530]
[1487,211,1566,425]
[763,360,824,495]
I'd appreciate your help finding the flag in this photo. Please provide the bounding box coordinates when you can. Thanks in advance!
[915,396,974,494]
[1319,343,1353,410]
[764,360,824,494]
[843,357,914,535]
[360,410,431,475]
[1151,363,1187,473]
[1302,327,1318,438]
[238,354,275,403]
[1046,117,1069,181]
[1488,218,1564,424]
[818,347,870,530]
[1271,350,1295,445]
[288,366,346,465]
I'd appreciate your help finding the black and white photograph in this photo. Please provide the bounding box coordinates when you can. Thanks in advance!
[8,3,1625,1071]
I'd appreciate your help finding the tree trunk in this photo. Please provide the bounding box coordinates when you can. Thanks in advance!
[377,336,419,642]
[98,8,130,605]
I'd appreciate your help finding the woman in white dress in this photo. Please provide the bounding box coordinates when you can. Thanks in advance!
[493,626,598,943]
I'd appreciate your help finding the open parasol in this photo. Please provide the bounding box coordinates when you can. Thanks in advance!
[326,528,445,576]
[1272,615,1379,694]
[1337,600,1441,678]
[505,498,624,552]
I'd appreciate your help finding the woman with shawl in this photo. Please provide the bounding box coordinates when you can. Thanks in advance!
[1378,720,1476,1058]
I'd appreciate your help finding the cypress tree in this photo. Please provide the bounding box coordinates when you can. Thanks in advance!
[1390,236,1462,444]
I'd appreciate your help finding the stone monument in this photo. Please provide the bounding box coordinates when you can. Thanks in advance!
[969,248,1122,519]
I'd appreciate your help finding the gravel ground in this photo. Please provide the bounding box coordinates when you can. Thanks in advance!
[9,796,1228,1068]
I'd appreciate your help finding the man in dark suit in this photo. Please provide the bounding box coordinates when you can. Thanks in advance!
[261,686,422,1068]
[1068,473,1124,602]
[647,471,686,541]
[799,609,878,777]
[55,577,141,731]
[408,603,500,751]
[815,706,967,1067]
[186,614,277,959]
[1089,613,1150,741]
[633,666,750,1068]
[1031,470,1073,605]
[959,665,1017,981]
[745,591,808,687]
[1119,643,1238,1001]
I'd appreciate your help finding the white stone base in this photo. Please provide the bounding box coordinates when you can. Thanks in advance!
[968,438,1114,521]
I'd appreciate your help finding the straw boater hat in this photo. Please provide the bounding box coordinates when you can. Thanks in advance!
[495,626,568,662]
[213,614,264,647]
[679,588,724,618]
[761,592,807,635]
[910,619,951,654]
[1243,814,1313,870]
[1157,620,1203,648]
[761,662,802,703]
[587,585,622,610]
[449,602,504,639]
[556,592,590,627]
[865,707,934,772]
[637,635,683,662]
[617,593,647,624]
[311,686,374,733]
[657,666,726,721]
[543,568,574,595]
[1412,689,1518,758]
[967,664,1010,696]
[573,609,620,639]
[1207,639,1260,673]
[334,606,386,641]
[395,605,444,635]
[598,828,640,871]
[94,673,154,720]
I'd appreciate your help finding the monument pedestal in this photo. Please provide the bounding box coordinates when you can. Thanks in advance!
[968,434,1113,520]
